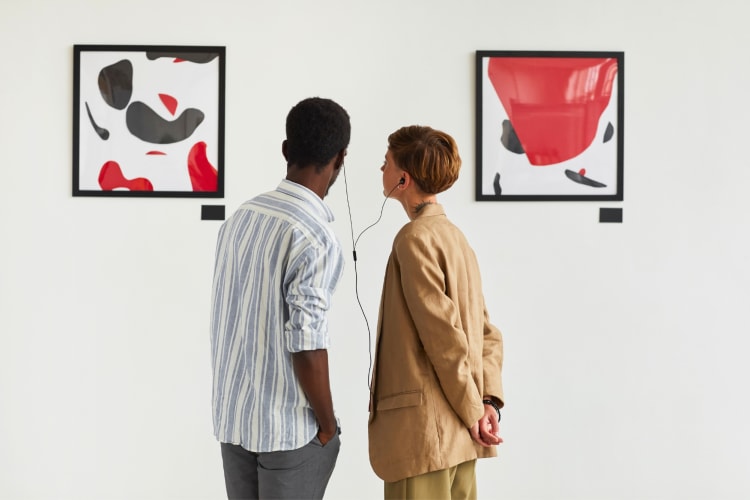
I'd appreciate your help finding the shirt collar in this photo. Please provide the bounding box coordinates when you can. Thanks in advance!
[277,179,336,223]
[413,202,445,219]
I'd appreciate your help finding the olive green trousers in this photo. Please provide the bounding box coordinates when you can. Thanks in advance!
[384,459,477,500]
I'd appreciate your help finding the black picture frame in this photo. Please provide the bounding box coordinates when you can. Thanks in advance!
[73,44,225,197]
[476,50,624,201]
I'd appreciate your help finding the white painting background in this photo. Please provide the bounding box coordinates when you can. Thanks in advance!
[77,50,220,192]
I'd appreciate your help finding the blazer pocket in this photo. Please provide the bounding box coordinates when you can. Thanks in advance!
[376,390,422,411]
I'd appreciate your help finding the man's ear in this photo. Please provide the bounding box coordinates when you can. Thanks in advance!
[334,149,346,170]
[281,140,288,161]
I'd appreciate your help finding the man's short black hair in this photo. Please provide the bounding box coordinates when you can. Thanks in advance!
[285,97,351,169]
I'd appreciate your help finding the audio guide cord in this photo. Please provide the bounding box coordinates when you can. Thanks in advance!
[342,166,401,390]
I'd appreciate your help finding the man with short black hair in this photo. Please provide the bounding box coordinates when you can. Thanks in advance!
[210,97,351,499]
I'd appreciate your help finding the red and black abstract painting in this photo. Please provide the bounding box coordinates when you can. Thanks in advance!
[476,51,624,201]
[73,45,225,197]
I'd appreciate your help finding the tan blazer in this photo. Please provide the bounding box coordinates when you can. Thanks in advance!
[368,204,504,482]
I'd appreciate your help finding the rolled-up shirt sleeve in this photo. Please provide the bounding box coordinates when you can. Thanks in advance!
[284,231,343,353]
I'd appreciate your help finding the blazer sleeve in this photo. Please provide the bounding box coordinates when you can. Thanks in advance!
[394,232,485,428]
[481,302,504,407]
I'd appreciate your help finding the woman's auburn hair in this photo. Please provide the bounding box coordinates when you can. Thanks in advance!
[387,125,461,194]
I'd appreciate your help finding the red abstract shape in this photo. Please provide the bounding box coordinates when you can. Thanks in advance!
[173,58,186,63]
[159,93,178,116]
[188,141,217,192]
[579,168,586,176]
[487,57,618,166]
[146,151,166,155]
[98,161,154,191]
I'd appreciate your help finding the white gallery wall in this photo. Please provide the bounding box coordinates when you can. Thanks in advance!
[1,0,749,498]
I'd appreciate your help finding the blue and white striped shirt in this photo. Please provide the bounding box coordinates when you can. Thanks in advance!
[210,179,344,452]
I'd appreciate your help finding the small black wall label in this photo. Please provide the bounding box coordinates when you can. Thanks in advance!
[202,205,225,221]
[599,207,622,223]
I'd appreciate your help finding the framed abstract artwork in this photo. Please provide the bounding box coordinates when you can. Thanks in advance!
[73,45,225,197]
[476,50,624,201]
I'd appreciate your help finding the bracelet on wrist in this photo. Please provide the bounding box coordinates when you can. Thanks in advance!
[482,398,502,421]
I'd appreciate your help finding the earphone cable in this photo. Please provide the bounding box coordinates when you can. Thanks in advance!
[354,184,397,249]
[342,166,398,391]
[343,166,375,390]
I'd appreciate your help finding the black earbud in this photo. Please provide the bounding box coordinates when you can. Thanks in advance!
[399,177,405,185]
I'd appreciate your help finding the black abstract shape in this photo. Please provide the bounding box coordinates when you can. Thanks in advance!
[85,102,109,140]
[125,101,204,144]
[501,119,524,155]
[564,169,607,188]
[146,52,219,64]
[603,122,614,143]
[493,172,502,196]
[98,59,133,110]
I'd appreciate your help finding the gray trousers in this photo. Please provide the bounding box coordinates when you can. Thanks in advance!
[220,432,341,500]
